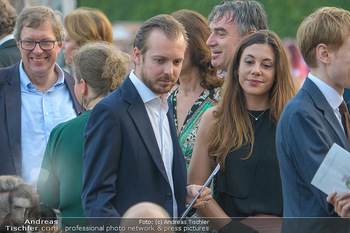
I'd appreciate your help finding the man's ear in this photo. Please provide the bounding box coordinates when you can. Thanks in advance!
[316,43,331,65]
[57,40,63,49]
[242,31,256,39]
[133,47,142,65]
[247,30,256,35]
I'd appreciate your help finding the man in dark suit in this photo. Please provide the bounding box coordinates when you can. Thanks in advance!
[0,6,81,187]
[82,14,211,222]
[0,0,21,68]
[276,7,350,233]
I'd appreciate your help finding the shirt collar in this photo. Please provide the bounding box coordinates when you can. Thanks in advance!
[19,61,65,91]
[0,34,15,46]
[308,72,343,110]
[129,70,170,104]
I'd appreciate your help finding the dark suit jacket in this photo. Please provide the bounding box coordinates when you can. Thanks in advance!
[0,62,82,176]
[82,75,187,219]
[0,38,21,68]
[276,78,350,233]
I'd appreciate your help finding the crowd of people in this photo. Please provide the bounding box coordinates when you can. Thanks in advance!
[1,0,350,233]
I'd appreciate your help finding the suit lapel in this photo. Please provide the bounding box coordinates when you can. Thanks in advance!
[5,63,22,175]
[304,78,350,150]
[167,104,185,169]
[168,106,187,200]
[122,77,169,183]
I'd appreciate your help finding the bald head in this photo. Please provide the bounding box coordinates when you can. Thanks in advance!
[120,202,174,233]
[122,202,170,218]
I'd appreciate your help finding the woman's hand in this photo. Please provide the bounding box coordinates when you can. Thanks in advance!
[186,184,212,208]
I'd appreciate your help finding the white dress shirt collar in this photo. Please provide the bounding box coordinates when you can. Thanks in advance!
[0,34,15,46]
[308,72,343,111]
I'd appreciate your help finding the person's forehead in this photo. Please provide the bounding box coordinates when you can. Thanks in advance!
[21,24,56,39]
[242,44,275,60]
[209,15,237,31]
[21,22,53,33]
[12,197,32,206]
[145,29,186,55]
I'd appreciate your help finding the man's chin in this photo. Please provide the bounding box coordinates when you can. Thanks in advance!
[154,86,173,95]
[211,60,224,70]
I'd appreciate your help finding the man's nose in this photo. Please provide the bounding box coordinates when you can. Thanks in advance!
[164,63,174,75]
[206,33,217,47]
[32,43,44,53]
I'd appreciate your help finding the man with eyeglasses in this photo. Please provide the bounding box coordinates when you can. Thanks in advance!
[0,6,82,188]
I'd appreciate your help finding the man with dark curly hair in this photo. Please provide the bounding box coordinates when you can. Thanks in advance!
[0,0,21,68]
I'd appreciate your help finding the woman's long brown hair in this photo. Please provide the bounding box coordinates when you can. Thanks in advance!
[208,30,296,170]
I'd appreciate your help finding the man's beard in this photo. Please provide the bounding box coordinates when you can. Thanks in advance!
[140,66,176,95]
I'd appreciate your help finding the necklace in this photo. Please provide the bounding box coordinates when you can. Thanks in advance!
[248,109,267,121]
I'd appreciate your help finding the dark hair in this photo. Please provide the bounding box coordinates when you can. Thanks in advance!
[208,0,268,37]
[0,0,17,36]
[133,14,188,55]
[171,9,223,89]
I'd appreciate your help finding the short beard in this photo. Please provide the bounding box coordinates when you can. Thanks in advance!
[140,65,176,95]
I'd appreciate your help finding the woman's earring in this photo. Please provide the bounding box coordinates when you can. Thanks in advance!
[78,95,84,116]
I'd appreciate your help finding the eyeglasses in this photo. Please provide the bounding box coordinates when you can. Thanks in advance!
[19,40,56,51]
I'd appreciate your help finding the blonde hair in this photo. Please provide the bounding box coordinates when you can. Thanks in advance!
[73,41,129,98]
[297,7,350,68]
[64,7,113,46]
[208,30,296,170]
[14,6,64,42]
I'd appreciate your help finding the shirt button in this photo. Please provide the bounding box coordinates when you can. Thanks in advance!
[166,193,172,200]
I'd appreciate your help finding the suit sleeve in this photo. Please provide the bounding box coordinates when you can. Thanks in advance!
[82,101,122,218]
[278,110,336,216]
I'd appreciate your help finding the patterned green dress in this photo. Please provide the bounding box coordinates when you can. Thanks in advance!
[169,86,221,168]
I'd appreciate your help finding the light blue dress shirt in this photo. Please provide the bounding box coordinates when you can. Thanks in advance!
[20,61,76,188]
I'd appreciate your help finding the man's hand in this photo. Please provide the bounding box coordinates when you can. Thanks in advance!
[327,191,350,217]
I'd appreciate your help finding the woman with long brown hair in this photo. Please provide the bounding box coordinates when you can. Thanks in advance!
[188,30,296,233]
[170,9,223,168]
